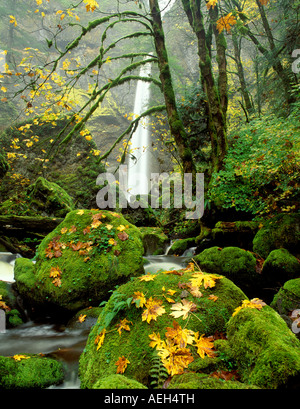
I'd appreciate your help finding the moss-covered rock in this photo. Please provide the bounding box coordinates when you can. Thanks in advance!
[93,374,148,389]
[139,227,169,255]
[270,278,300,335]
[79,267,247,388]
[226,305,300,389]
[26,177,75,217]
[261,248,300,288]
[0,354,64,389]
[168,372,259,389]
[253,213,300,259]
[14,210,145,317]
[193,247,258,298]
[167,237,196,256]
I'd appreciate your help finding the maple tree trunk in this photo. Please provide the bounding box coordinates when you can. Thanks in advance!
[255,0,296,106]
[149,0,196,177]
[181,0,228,174]
[232,33,254,117]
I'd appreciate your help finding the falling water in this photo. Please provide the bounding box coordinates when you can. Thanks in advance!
[127,0,176,199]
[127,59,153,197]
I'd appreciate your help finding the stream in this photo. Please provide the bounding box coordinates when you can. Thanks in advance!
[0,249,194,389]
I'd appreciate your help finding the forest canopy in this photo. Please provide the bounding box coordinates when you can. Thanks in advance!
[0,0,299,218]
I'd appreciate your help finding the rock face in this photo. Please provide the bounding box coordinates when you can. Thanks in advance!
[79,266,247,388]
[14,210,145,317]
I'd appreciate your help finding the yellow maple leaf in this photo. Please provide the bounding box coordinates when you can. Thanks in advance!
[206,0,218,10]
[132,291,146,308]
[157,342,194,376]
[149,332,164,349]
[138,273,156,282]
[9,15,17,27]
[142,297,166,324]
[60,227,68,234]
[49,266,62,278]
[232,298,266,317]
[105,224,114,230]
[169,299,197,320]
[52,277,62,287]
[95,329,106,350]
[108,238,116,246]
[91,219,102,228]
[216,12,237,33]
[165,321,195,348]
[117,225,126,232]
[83,0,99,12]
[194,333,216,359]
[13,354,30,362]
[78,314,87,323]
[115,356,130,374]
[116,318,132,335]
[190,272,222,289]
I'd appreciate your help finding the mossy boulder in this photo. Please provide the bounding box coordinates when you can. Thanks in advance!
[270,278,300,335]
[26,177,75,217]
[226,305,300,389]
[168,237,196,256]
[193,247,258,298]
[79,267,247,389]
[261,248,300,288]
[168,372,258,389]
[0,354,64,389]
[139,227,169,255]
[14,210,144,318]
[253,213,300,259]
[93,374,148,389]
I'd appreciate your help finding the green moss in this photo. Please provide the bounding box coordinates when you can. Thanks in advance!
[14,210,144,315]
[194,246,257,297]
[270,278,300,316]
[0,354,64,389]
[93,374,148,389]
[168,237,196,256]
[79,269,246,388]
[253,213,300,259]
[168,372,258,389]
[226,305,300,388]
[27,177,75,217]
[139,227,169,255]
[261,248,300,286]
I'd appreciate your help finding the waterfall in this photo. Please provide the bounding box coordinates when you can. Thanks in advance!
[127,0,176,200]
[127,59,152,198]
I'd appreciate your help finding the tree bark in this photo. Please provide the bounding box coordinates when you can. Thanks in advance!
[149,0,196,177]
[181,0,228,174]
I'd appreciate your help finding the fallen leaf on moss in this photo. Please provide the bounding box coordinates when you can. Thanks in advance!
[142,297,166,323]
[194,333,216,359]
[170,299,197,320]
[117,231,129,241]
[115,356,130,374]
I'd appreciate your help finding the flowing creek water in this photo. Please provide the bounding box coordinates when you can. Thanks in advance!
[0,250,193,389]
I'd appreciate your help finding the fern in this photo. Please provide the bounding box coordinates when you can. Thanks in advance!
[149,351,169,388]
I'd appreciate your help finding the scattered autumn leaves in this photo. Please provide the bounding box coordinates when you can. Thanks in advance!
[94,260,267,378]
[44,210,129,288]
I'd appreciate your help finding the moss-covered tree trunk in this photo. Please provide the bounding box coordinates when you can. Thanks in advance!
[149,0,196,176]
[181,0,228,174]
